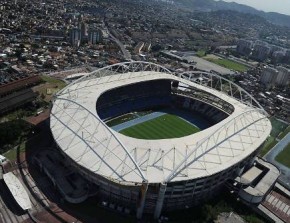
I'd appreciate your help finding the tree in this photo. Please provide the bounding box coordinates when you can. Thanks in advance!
[201,204,217,222]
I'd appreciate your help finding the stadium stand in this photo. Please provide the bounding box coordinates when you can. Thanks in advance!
[97,79,172,120]
[97,79,230,126]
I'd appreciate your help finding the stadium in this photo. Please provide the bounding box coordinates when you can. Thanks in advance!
[49,61,271,219]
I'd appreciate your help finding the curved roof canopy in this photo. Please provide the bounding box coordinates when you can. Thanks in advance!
[51,62,271,184]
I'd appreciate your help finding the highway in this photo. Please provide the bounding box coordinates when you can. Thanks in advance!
[103,14,132,61]
[108,29,132,61]
[104,16,132,61]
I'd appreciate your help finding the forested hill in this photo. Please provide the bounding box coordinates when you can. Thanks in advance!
[174,0,290,28]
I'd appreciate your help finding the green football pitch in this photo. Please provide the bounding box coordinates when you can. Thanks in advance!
[119,114,200,139]
[275,143,290,168]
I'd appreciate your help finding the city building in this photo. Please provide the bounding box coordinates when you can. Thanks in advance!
[276,66,290,86]
[270,45,284,56]
[236,39,253,56]
[286,50,290,58]
[252,42,271,61]
[272,50,285,63]
[69,28,82,47]
[282,98,290,113]
[80,22,88,40]
[88,29,102,45]
[260,66,279,87]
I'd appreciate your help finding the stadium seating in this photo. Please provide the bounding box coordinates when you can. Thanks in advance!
[97,80,172,120]
[97,80,229,124]
[173,95,228,124]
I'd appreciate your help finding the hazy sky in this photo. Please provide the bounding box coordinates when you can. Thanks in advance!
[221,0,290,15]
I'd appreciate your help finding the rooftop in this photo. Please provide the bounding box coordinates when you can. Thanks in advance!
[3,172,32,210]
[240,166,263,185]
[50,62,271,184]
[241,158,280,197]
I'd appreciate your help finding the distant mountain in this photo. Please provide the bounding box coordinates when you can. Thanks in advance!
[175,0,290,27]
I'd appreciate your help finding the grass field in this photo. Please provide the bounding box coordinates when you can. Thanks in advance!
[275,143,290,168]
[205,58,248,72]
[270,118,288,138]
[119,114,200,139]
[259,136,278,157]
[40,75,67,88]
[259,117,288,157]
[196,50,206,57]
[32,75,66,102]
[278,125,290,140]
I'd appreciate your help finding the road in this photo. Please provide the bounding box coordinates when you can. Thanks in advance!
[103,14,131,61]
[108,30,132,61]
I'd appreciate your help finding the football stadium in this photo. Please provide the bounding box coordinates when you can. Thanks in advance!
[49,62,272,219]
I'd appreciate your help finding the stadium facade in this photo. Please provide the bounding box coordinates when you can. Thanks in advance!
[50,62,271,219]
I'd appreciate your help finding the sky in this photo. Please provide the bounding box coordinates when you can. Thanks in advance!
[221,0,290,15]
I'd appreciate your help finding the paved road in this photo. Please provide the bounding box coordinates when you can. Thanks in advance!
[104,15,131,61]
[107,29,131,60]
[264,133,290,186]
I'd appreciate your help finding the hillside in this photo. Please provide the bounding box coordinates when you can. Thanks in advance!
[175,0,290,27]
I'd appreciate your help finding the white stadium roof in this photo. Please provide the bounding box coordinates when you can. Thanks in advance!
[50,62,271,184]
